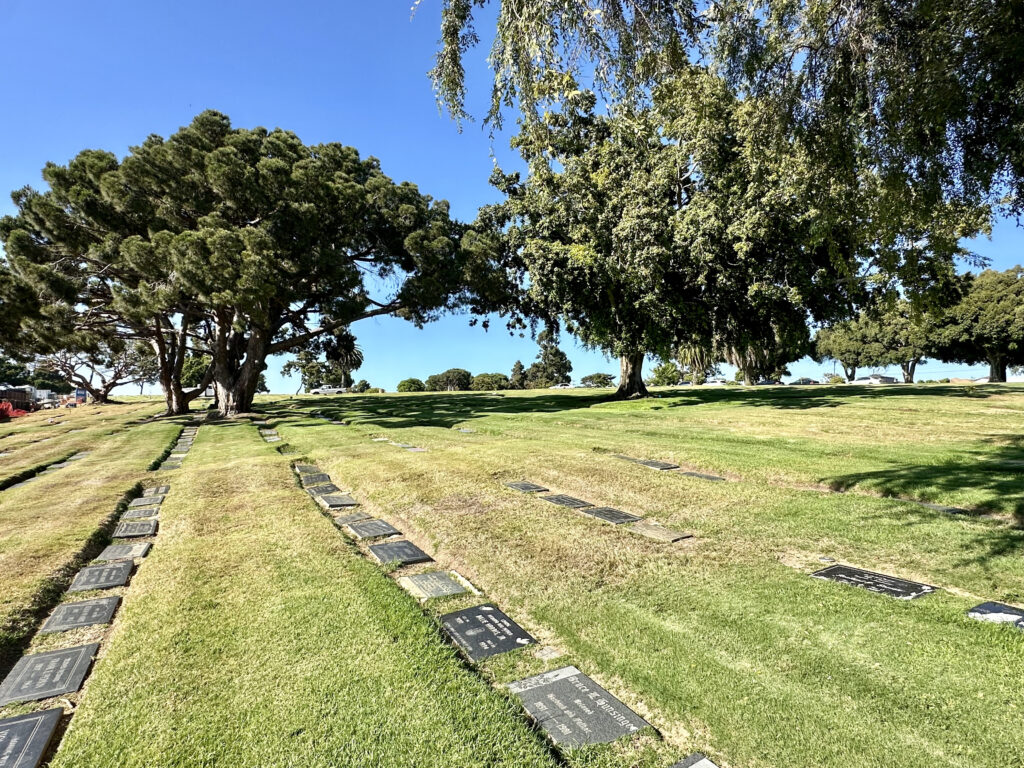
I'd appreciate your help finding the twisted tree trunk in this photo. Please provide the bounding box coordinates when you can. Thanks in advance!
[613,352,648,399]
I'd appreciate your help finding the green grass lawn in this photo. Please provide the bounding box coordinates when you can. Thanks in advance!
[4,385,1023,767]
[250,383,1023,767]
[0,404,176,667]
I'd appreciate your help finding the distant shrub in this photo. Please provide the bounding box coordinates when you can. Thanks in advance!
[581,372,616,388]
[938,378,950,383]
[725,380,740,387]
[471,373,510,390]
[823,373,845,385]
[397,378,425,392]
[365,387,385,394]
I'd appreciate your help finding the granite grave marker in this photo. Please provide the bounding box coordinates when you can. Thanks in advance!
[507,665,649,747]
[300,473,332,488]
[95,542,150,562]
[142,485,169,496]
[306,483,342,497]
[347,519,401,539]
[333,511,371,526]
[0,643,100,705]
[506,481,549,493]
[811,564,935,599]
[672,754,720,768]
[541,495,594,509]
[122,507,159,520]
[967,601,1024,630]
[399,571,467,599]
[69,560,133,591]
[581,507,642,525]
[637,459,680,471]
[626,521,692,543]
[40,596,120,634]
[368,540,433,566]
[0,708,63,768]
[316,494,359,510]
[129,496,164,508]
[440,603,535,661]
[113,520,157,538]
[293,464,320,474]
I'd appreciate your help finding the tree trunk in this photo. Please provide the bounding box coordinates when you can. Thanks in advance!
[901,359,918,384]
[212,318,269,417]
[613,352,648,399]
[843,364,856,382]
[988,356,1007,382]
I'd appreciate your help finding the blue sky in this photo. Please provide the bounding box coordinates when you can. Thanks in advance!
[1,1,1021,391]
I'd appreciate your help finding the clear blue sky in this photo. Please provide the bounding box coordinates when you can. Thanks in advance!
[1,1,1021,391]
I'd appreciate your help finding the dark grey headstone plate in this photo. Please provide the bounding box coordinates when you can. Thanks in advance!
[401,571,466,599]
[159,462,181,470]
[69,560,133,591]
[918,501,971,515]
[440,603,535,661]
[300,473,332,488]
[968,601,1024,630]
[307,483,342,497]
[316,494,359,509]
[129,496,164,508]
[637,459,680,471]
[0,708,63,767]
[811,564,935,600]
[672,754,720,768]
[506,481,549,493]
[581,507,642,525]
[0,643,100,705]
[347,519,401,539]
[142,485,169,496]
[333,511,371,526]
[680,471,725,482]
[95,542,150,562]
[121,507,159,520]
[294,464,320,475]
[368,540,433,566]
[507,665,650,746]
[113,519,157,538]
[40,596,121,634]
[541,495,594,509]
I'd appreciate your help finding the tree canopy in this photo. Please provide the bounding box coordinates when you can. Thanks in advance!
[1,111,492,415]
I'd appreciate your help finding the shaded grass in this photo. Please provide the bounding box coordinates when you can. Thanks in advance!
[48,421,563,768]
[262,386,1024,767]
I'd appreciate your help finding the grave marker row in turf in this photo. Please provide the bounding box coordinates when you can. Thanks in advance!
[614,454,725,481]
[159,425,198,470]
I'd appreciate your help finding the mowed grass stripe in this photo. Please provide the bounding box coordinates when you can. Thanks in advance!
[0,414,182,667]
[272,391,1024,767]
[50,421,559,768]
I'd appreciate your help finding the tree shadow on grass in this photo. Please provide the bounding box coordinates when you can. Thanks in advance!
[661,383,1013,410]
[826,434,1024,524]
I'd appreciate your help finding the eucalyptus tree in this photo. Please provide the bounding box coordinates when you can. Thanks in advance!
[2,112,489,416]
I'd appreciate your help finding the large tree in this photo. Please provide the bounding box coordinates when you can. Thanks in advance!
[1,112,491,416]
[930,267,1024,382]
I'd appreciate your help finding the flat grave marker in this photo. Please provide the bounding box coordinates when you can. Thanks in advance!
[333,511,371,526]
[673,754,720,768]
[142,485,169,496]
[0,643,100,705]
[113,520,158,539]
[293,464,320,475]
[507,665,650,747]
[347,519,401,539]
[506,481,549,493]
[371,437,390,442]
[626,521,692,543]
[40,596,121,634]
[121,507,159,520]
[541,494,594,509]
[368,540,433,566]
[129,496,164,508]
[0,708,63,768]
[316,494,359,510]
[637,459,680,471]
[399,571,467,600]
[440,603,536,661]
[390,442,414,449]
[581,507,642,525]
[967,601,1024,630]
[69,560,133,591]
[680,471,725,482]
[95,542,150,562]
[406,447,427,452]
[306,483,342,497]
[300,473,332,488]
[811,564,935,600]
[917,501,971,515]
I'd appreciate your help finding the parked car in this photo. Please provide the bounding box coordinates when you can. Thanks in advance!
[702,379,728,386]
[549,383,572,389]
[309,385,348,395]
[755,379,784,386]
[789,378,820,386]
[852,374,897,385]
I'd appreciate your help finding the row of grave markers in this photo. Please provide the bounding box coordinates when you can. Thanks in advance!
[4,451,90,491]
[506,480,693,544]
[615,454,1024,628]
[291,459,713,766]
[370,436,427,452]
[0,481,170,767]
[157,424,198,471]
